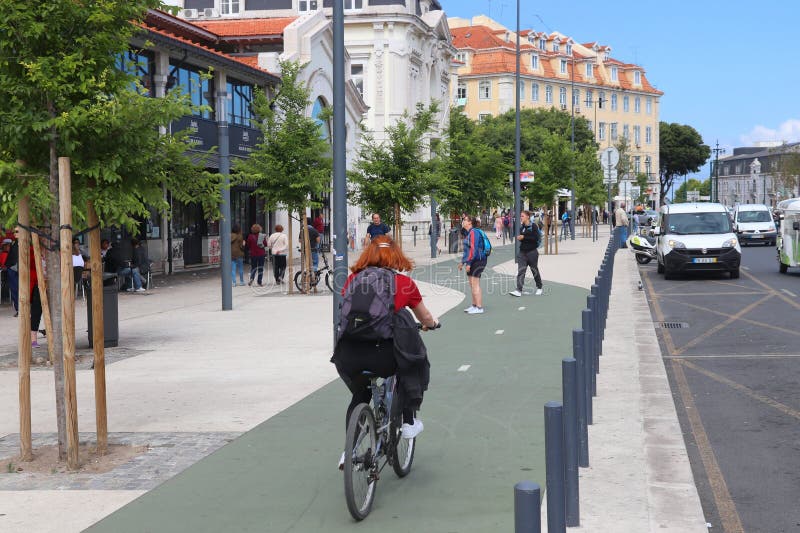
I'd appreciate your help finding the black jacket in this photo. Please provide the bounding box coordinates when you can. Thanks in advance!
[392,308,430,410]
[519,222,540,253]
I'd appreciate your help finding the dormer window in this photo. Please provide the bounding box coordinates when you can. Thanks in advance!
[456,51,467,63]
[221,0,241,14]
[298,0,318,11]
[566,43,572,55]
[603,51,610,61]
[610,66,618,81]
[560,59,567,74]
[585,63,592,77]
[634,70,641,85]
[530,54,539,70]
[539,39,546,51]
[553,43,560,53]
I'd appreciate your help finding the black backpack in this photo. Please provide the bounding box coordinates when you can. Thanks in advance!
[338,267,395,341]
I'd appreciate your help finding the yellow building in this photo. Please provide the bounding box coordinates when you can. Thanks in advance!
[449,15,664,205]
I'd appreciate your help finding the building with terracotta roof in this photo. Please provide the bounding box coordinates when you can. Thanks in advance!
[449,15,664,206]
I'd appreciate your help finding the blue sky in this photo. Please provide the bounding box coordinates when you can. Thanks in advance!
[440,0,800,184]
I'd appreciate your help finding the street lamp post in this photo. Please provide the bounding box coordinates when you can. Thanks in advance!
[513,0,521,258]
[569,54,576,240]
[712,140,725,204]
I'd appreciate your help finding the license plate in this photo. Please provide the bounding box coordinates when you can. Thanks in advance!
[692,257,717,264]
[750,235,764,239]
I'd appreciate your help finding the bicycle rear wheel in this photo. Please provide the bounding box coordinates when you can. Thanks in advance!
[325,271,333,292]
[390,414,415,477]
[344,403,378,521]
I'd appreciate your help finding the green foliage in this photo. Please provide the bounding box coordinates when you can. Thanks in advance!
[673,178,710,203]
[435,107,508,216]
[659,122,711,204]
[634,172,650,205]
[350,102,445,225]
[234,60,332,214]
[773,147,800,197]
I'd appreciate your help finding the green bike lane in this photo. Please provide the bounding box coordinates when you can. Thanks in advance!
[87,247,587,533]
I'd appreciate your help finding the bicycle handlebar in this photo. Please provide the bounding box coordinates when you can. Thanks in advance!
[418,321,442,330]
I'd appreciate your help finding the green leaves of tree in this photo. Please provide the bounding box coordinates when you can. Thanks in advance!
[659,122,711,205]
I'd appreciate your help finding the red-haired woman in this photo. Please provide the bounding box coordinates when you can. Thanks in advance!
[332,236,438,467]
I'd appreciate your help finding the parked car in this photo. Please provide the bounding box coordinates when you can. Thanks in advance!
[733,204,777,246]
[653,203,741,280]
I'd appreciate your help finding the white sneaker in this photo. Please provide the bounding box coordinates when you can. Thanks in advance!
[509,290,522,297]
[464,305,476,313]
[135,287,146,293]
[467,307,484,314]
[338,451,345,471]
[535,288,543,295]
[402,418,424,439]
[126,288,135,292]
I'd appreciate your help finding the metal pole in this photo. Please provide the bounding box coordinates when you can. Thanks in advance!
[572,329,588,467]
[514,0,521,259]
[218,80,232,311]
[430,198,437,258]
[545,401,566,533]
[570,56,576,240]
[514,481,542,533]
[562,358,580,526]
[332,0,348,337]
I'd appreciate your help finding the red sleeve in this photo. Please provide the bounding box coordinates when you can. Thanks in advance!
[394,274,422,310]
[341,272,356,295]
[466,230,476,262]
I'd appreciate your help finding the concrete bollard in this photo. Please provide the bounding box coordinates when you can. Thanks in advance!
[562,358,580,527]
[515,481,542,533]
[591,283,604,350]
[545,401,566,533]
[588,295,599,374]
[582,309,597,398]
[572,329,589,466]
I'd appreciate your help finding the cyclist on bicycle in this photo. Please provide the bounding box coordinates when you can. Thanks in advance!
[332,236,438,468]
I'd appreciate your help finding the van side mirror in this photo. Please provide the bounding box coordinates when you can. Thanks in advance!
[652,227,661,236]
[793,221,800,231]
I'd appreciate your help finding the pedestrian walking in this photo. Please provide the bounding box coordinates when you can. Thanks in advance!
[267,224,289,284]
[494,212,503,239]
[6,228,19,316]
[246,223,268,286]
[231,224,245,286]
[509,210,543,297]
[458,216,488,314]
[502,211,512,240]
[302,218,321,271]
[615,202,629,248]
[602,209,608,225]
[365,213,391,245]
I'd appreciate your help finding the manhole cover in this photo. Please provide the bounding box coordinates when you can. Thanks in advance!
[657,322,689,329]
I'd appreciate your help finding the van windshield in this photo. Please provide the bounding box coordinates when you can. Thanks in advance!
[737,210,771,223]
[666,212,732,235]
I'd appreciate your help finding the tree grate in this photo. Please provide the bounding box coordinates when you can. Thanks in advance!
[657,322,689,329]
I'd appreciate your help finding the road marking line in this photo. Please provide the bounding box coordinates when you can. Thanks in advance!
[518,306,526,311]
[665,354,800,359]
[495,329,504,335]
[782,289,797,297]
[458,365,471,372]
[742,269,800,311]
[672,360,744,533]
[742,266,750,270]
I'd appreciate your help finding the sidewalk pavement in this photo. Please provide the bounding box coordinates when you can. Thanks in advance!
[0,225,706,532]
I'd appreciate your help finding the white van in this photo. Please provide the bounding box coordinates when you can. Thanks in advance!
[733,204,777,246]
[653,203,741,279]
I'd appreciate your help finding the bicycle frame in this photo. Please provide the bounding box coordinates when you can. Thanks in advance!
[367,375,397,465]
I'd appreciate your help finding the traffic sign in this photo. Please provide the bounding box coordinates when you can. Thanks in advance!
[601,147,619,167]
[603,169,618,184]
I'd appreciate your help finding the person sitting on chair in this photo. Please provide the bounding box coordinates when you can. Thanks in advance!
[117,239,146,292]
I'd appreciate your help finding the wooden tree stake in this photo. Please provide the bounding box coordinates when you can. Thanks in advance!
[17,196,32,462]
[88,201,107,454]
[31,234,55,365]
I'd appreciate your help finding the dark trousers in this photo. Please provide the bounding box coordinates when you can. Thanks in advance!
[273,254,287,283]
[31,286,42,331]
[516,249,543,291]
[7,268,18,311]
[249,256,265,284]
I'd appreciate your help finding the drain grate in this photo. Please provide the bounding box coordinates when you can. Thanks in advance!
[657,322,689,329]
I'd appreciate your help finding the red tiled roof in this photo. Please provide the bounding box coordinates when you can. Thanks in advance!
[192,17,296,37]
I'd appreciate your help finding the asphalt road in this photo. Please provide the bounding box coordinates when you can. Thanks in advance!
[640,243,800,533]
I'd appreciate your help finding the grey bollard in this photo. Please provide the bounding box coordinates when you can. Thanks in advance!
[515,481,542,533]
[591,282,604,346]
[545,401,566,533]
[588,295,600,374]
[572,329,589,466]
[582,309,597,398]
[562,358,580,527]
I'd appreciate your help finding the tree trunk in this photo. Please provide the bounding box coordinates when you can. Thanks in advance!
[553,201,559,255]
[393,203,402,248]
[301,215,311,293]
[287,216,294,295]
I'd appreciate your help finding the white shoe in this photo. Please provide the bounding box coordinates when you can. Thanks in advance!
[509,290,522,297]
[135,287,146,293]
[467,307,484,314]
[338,451,345,471]
[535,288,543,295]
[464,305,476,313]
[126,288,135,292]
[402,418,424,439]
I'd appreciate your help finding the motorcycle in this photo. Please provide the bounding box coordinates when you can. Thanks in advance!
[627,228,657,264]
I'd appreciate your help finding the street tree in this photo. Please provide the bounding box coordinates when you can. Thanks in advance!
[659,122,711,205]
[436,107,508,218]
[234,60,332,289]
[674,178,711,203]
[350,102,444,245]
[0,0,217,463]
[773,146,800,198]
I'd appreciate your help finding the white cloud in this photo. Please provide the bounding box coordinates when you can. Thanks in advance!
[740,119,800,145]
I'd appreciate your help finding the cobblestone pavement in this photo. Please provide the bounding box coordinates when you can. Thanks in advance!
[0,432,239,491]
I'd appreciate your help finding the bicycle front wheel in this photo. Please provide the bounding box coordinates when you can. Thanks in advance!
[390,414,415,477]
[294,271,313,293]
[344,403,378,521]
[325,271,333,292]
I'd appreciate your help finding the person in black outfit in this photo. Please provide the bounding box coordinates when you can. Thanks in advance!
[509,210,543,297]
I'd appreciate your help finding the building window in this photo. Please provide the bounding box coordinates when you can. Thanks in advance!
[587,120,593,133]
[539,38,546,51]
[351,64,364,97]
[611,93,617,111]
[603,51,610,61]
[634,71,641,85]
[518,80,525,100]
[646,97,652,114]
[221,0,241,14]
[560,59,567,74]
[478,112,491,123]
[598,122,606,141]
[610,66,618,81]
[633,125,641,145]
[645,126,652,144]
[532,82,539,102]
[456,52,467,63]
[479,80,491,99]
[553,43,560,53]
[169,62,213,119]
[559,86,567,106]
[299,0,318,11]
[566,43,572,55]
[634,156,641,173]
[623,95,629,112]
[573,89,580,109]
[634,97,641,113]
[623,124,629,139]
[545,85,553,103]
[585,63,593,78]
[457,82,466,100]
[585,89,593,107]
[598,91,605,109]
[610,122,618,140]
[226,78,254,126]
[531,54,539,70]
[645,156,652,176]
[117,50,153,97]
[344,0,363,9]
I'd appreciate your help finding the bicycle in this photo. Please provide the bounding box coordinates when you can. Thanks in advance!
[342,322,440,521]
[294,251,333,293]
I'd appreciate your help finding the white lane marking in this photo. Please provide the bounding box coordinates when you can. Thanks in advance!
[518,306,526,311]
[495,329,504,335]
[782,289,797,297]
[742,266,751,271]
[458,365,471,372]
